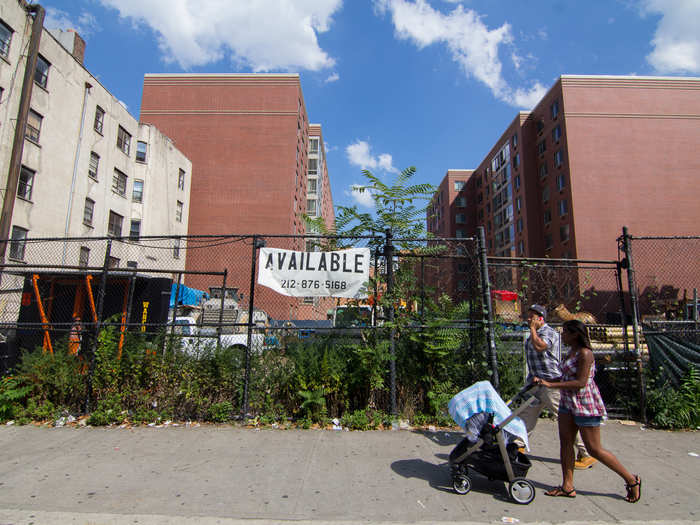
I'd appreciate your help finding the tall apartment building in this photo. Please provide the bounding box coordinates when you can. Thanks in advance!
[0,1,191,270]
[425,170,475,301]
[431,75,700,310]
[140,74,335,320]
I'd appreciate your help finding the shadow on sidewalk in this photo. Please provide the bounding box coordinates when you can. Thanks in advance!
[390,458,510,498]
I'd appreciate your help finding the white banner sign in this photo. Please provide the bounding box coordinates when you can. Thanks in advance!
[258,247,370,298]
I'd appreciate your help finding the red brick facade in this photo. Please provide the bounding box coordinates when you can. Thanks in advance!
[140,74,334,320]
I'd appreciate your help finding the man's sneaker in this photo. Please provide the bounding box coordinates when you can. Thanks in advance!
[575,455,597,469]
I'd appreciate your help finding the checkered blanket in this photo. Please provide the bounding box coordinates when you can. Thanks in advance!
[448,381,530,450]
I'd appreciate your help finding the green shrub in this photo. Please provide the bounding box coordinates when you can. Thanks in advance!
[87,393,124,426]
[0,376,31,421]
[647,367,700,429]
[208,401,233,423]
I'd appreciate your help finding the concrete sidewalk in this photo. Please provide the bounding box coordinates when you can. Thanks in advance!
[0,419,697,524]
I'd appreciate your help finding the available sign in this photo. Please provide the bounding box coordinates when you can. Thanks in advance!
[257,247,370,298]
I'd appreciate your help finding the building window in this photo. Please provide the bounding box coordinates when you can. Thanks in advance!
[560,224,570,242]
[517,217,523,233]
[551,100,560,119]
[559,199,568,216]
[88,152,100,180]
[537,139,546,155]
[308,158,318,175]
[556,173,566,191]
[554,149,563,167]
[516,196,521,212]
[512,134,518,148]
[34,54,50,89]
[94,106,104,134]
[0,20,13,58]
[512,153,520,169]
[108,256,120,268]
[79,246,90,267]
[544,208,552,224]
[309,138,319,154]
[514,175,520,190]
[117,126,131,155]
[542,186,550,203]
[132,180,143,202]
[112,168,127,196]
[178,169,185,190]
[108,210,123,237]
[126,260,138,269]
[26,109,42,143]
[135,141,147,162]
[537,119,545,134]
[307,178,317,194]
[454,181,465,191]
[83,198,94,226]
[544,233,553,250]
[457,196,467,207]
[129,219,141,239]
[539,162,548,178]
[306,198,317,215]
[175,201,183,222]
[173,238,180,259]
[455,213,466,224]
[17,166,34,201]
[518,240,525,255]
[552,124,562,143]
[9,226,28,260]
[456,229,465,238]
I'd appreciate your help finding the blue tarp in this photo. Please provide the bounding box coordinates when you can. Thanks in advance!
[170,283,209,308]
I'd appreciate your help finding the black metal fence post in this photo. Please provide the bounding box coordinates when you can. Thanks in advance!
[242,235,264,419]
[621,226,647,422]
[384,229,397,417]
[477,227,499,391]
[85,238,111,412]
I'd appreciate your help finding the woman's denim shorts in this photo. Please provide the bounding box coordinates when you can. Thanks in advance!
[559,406,602,427]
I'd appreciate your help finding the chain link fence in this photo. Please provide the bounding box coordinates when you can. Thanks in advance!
[621,233,700,390]
[5,229,694,422]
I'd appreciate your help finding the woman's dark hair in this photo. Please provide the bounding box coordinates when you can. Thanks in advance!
[562,319,591,348]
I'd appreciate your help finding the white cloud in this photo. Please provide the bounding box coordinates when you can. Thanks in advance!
[346,184,376,208]
[98,0,342,71]
[346,140,398,173]
[45,7,100,37]
[325,72,340,83]
[641,0,700,74]
[375,0,544,108]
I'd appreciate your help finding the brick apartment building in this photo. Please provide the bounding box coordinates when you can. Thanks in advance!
[139,74,335,320]
[430,75,700,312]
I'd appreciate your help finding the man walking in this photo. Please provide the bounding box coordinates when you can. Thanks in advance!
[516,304,596,469]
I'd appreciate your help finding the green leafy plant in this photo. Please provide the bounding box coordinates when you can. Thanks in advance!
[0,376,31,421]
[298,388,326,423]
[647,367,700,429]
[208,401,233,423]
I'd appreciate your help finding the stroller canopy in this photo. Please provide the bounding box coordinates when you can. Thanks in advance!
[448,381,530,450]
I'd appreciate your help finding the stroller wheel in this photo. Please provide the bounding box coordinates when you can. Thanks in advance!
[453,474,472,495]
[508,477,535,504]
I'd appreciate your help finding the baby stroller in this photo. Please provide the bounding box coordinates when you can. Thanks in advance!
[447,381,539,504]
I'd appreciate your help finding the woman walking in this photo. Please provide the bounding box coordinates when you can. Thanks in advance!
[533,319,641,502]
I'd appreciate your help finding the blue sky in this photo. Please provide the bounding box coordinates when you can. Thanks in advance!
[40,0,700,211]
